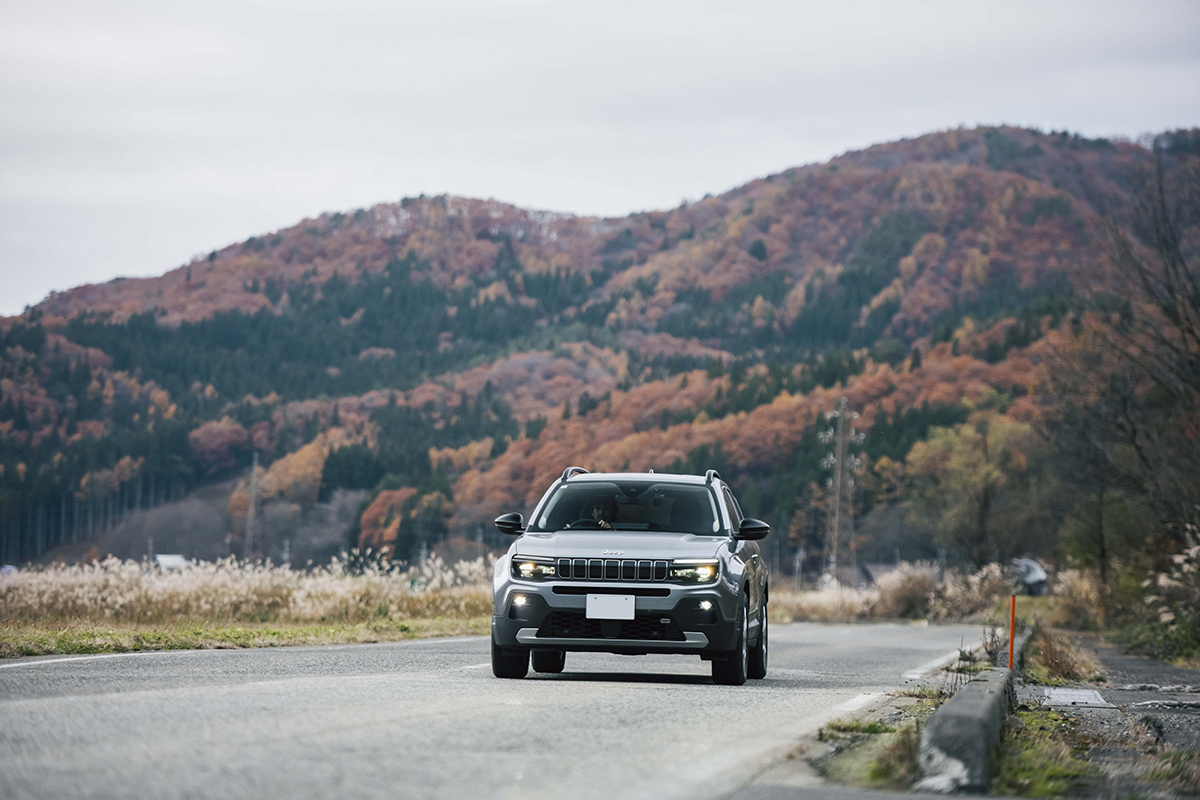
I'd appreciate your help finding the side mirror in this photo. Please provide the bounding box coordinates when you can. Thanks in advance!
[494,512,525,536]
[735,518,770,540]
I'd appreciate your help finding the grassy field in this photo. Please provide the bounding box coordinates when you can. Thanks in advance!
[3,554,1194,672]
[0,617,490,659]
[0,554,492,658]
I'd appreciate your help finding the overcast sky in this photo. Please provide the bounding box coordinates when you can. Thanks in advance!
[2,0,1199,316]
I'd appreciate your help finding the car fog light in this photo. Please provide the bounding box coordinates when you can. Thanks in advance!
[513,595,527,607]
[699,600,713,611]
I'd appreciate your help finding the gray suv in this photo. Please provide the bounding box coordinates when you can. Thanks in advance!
[490,468,770,685]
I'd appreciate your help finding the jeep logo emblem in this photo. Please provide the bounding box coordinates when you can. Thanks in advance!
[602,549,624,556]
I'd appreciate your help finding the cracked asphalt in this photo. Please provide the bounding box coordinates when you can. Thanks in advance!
[0,622,978,800]
[1075,636,1200,750]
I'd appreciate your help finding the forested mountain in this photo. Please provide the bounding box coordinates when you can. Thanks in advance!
[3,125,1197,574]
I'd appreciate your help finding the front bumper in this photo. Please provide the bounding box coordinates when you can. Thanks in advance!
[491,579,741,655]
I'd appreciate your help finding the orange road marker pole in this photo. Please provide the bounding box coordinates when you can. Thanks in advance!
[1008,595,1016,669]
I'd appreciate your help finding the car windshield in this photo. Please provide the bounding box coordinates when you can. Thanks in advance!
[529,480,723,535]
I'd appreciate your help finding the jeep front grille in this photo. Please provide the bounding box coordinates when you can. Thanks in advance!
[556,558,668,581]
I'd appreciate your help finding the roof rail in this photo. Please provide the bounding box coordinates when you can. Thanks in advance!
[561,466,590,482]
[705,469,721,485]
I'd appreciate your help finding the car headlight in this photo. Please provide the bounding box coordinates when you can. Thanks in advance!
[670,559,720,583]
[511,558,557,580]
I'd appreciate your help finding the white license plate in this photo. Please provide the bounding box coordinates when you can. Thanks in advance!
[586,594,635,620]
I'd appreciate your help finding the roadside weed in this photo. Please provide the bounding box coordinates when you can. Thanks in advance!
[993,708,1091,798]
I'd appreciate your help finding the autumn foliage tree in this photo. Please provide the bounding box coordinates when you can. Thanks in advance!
[3,125,1193,570]
[905,408,1040,567]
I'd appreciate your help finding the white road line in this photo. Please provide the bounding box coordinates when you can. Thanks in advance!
[0,635,489,670]
[0,653,142,670]
[833,692,883,712]
[401,636,487,646]
[902,648,969,679]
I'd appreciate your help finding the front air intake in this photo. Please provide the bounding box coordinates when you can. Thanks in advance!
[536,611,685,641]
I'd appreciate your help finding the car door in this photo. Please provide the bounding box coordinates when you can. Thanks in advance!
[722,484,764,622]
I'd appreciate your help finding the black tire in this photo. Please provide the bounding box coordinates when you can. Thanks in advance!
[531,649,566,674]
[748,601,768,680]
[491,635,529,679]
[712,602,749,686]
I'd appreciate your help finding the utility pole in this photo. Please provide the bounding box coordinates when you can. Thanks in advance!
[819,397,864,584]
[245,452,258,559]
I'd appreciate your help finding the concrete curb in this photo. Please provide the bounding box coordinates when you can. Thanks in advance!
[914,632,1030,793]
[914,667,1013,793]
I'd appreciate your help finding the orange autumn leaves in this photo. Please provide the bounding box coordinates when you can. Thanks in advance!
[447,328,1050,530]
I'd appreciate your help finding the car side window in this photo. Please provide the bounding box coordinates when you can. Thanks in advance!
[722,486,742,532]
[729,490,745,522]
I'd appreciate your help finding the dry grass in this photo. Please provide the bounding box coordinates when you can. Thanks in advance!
[771,563,1008,623]
[1147,747,1200,795]
[873,566,935,619]
[0,553,491,626]
[0,617,489,658]
[930,563,1011,621]
[822,718,897,736]
[1024,629,1103,685]
[770,585,877,622]
[868,725,922,790]
[982,615,1005,664]
[1050,569,1104,630]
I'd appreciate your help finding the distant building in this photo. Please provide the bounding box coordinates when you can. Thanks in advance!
[154,554,188,570]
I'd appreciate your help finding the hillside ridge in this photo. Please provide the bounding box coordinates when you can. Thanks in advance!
[20,125,1139,328]
[1,124,1188,571]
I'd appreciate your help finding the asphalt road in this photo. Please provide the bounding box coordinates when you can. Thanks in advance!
[0,622,979,800]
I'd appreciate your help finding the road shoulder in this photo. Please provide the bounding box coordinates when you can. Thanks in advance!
[1001,630,1200,798]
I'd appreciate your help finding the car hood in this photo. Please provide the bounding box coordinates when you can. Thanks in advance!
[514,530,725,561]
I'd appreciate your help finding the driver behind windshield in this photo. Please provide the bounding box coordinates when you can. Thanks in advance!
[568,495,618,530]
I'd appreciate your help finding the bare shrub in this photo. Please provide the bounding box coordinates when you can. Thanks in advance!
[982,615,1005,665]
[874,564,936,619]
[931,564,1012,620]
[0,553,492,624]
[1145,527,1200,628]
[1051,569,1104,630]
[1028,630,1101,683]
[773,563,1012,623]
[771,586,877,622]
